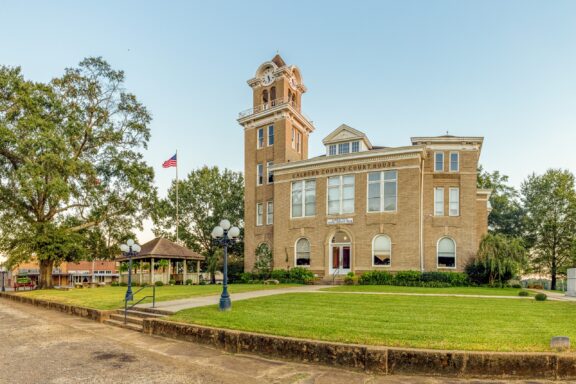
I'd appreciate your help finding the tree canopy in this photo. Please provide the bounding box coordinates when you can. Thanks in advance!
[0,58,156,288]
[521,169,576,290]
[152,166,244,281]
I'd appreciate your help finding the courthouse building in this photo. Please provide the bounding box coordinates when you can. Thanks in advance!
[238,55,491,277]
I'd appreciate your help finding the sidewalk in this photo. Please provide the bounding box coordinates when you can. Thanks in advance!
[531,289,576,302]
[136,284,328,313]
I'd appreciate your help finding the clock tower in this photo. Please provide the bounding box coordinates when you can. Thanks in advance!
[238,55,315,271]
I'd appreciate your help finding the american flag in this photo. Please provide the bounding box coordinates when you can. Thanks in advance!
[162,154,177,168]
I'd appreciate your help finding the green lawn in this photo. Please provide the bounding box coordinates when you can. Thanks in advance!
[170,293,576,352]
[16,284,298,310]
[321,285,532,296]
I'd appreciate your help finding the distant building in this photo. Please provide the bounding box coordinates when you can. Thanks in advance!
[238,55,491,278]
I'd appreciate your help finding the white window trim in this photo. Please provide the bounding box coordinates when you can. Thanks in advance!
[291,180,316,218]
[267,125,274,147]
[267,161,274,184]
[257,128,264,149]
[366,170,398,213]
[294,238,311,267]
[434,187,444,216]
[371,234,392,267]
[256,203,263,226]
[449,151,459,172]
[327,175,355,215]
[436,237,457,269]
[267,201,273,225]
[449,187,460,217]
[256,163,263,186]
[434,152,444,172]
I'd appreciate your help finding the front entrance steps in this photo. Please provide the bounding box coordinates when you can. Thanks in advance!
[104,309,167,332]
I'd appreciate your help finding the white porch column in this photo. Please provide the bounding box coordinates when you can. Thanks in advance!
[197,260,201,283]
[183,260,187,284]
[151,257,155,284]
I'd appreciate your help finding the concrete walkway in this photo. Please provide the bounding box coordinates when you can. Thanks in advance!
[531,289,576,302]
[137,285,575,314]
[136,284,328,313]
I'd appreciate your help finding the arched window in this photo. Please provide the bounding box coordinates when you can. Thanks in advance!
[437,237,456,268]
[372,235,391,266]
[262,89,269,105]
[270,86,277,106]
[295,238,311,266]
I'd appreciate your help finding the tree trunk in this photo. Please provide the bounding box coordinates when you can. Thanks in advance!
[38,259,54,289]
[551,246,558,291]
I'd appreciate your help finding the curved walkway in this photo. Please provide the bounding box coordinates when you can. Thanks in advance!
[137,285,575,314]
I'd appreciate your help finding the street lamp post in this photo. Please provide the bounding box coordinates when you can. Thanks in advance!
[211,219,240,311]
[120,239,141,303]
[0,265,6,292]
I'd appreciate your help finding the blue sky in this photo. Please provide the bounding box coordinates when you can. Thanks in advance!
[2,0,575,241]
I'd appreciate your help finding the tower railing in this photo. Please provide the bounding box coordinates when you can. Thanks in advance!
[238,97,312,124]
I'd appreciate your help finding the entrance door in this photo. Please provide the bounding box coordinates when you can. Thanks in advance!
[330,231,352,275]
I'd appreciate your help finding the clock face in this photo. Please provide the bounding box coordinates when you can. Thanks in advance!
[261,68,274,86]
[289,76,297,89]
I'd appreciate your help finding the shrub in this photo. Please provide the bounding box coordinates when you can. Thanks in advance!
[289,267,314,283]
[169,279,176,285]
[534,293,547,301]
[110,281,119,287]
[119,282,127,287]
[393,271,421,285]
[344,272,358,285]
[271,269,289,282]
[518,290,529,297]
[154,281,164,287]
[359,271,393,285]
[185,279,193,285]
[510,283,522,289]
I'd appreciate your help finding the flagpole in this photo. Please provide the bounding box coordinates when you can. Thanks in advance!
[176,149,179,243]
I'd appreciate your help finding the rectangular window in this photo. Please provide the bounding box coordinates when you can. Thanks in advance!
[268,125,274,146]
[338,142,350,155]
[367,171,397,212]
[351,141,360,153]
[257,128,264,149]
[434,187,444,216]
[450,152,459,172]
[257,163,263,186]
[267,161,274,184]
[328,175,355,215]
[267,201,273,225]
[449,188,459,216]
[291,180,316,218]
[291,128,295,149]
[328,144,337,156]
[296,131,302,153]
[435,152,444,172]
[256,203,263,226]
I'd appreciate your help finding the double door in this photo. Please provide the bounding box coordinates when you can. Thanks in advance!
[330,244,351,275]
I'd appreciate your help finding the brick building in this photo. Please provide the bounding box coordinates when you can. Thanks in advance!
[238,55,491,278]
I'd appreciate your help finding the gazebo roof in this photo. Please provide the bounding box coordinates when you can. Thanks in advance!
[116,237,205,262]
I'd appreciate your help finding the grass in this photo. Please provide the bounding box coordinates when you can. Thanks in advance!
[321,285,533,296]
[15,284,298,310]
[170,293,576,352]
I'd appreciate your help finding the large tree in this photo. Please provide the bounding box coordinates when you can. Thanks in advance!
[477,165,525,237]
[0,58,156,288]
[521,169,576,290]
[152,166,244,282]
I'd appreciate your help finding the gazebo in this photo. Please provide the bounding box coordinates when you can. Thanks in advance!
[116,237,205,285]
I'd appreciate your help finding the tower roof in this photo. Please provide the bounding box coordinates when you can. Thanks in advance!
[271,54,286,67]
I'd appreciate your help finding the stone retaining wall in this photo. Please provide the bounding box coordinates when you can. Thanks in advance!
[0,292,112,322]
[142,319,576,380]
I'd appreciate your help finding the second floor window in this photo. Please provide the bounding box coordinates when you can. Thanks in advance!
[450,152,459,172]
[449,188,459,216]
[434,187,444,216]
[328,175,355,215]
[435,152,444,172]
[256,203,263,226]
[329,145,337,156]
[351,141,360,153]
[268,125,274,146]
[267,161,274,184]
[257,163,263,185]
[292,180,316,218]
[257,128,264,149]
[368,170,397,212]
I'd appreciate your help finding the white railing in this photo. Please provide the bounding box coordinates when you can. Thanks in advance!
[238,97,313,124]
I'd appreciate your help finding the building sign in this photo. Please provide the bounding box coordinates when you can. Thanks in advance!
[327,218,353,225]
[292,161,396,179]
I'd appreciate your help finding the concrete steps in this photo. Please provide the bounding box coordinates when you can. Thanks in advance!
[104,309,167,333]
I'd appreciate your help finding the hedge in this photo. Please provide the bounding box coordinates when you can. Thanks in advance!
[240,267,314,284]
[359,270,470,287]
